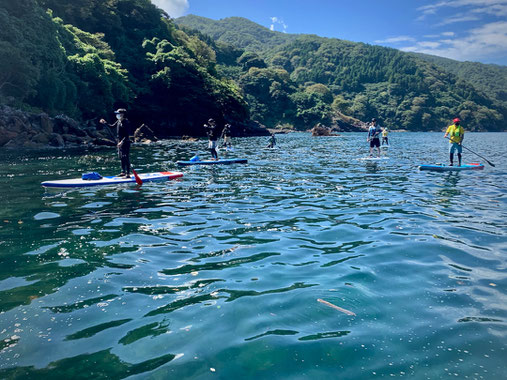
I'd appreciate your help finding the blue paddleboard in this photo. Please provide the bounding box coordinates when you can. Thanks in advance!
[419,163,484,172]
[41,171,183,188]
[177,158,247,166]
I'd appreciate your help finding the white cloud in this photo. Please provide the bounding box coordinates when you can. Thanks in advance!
[400,21,507,62]
[437,14,480,26]
[410,0,507,62]
[270,16,288,33]
[374,36,416,44]
[417,0,507,21]
[151,0,189,18]
[418,41,443,48]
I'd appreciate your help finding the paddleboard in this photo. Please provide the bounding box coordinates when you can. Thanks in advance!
[358,156,389,161]
[419,163,484,172]
[41,171,183,188]
[218,147,235,152]
[177,158,247,166]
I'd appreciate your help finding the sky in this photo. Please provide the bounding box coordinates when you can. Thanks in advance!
[151,0,507,65]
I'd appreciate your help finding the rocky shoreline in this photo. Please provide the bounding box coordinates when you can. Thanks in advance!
[0,105,116,149]
[0,105,381,150]
[0,105,273,149]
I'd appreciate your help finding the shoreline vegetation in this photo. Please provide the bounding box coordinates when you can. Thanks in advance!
[1,1,506,150]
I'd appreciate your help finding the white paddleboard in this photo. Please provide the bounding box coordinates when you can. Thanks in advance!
[41,171,183,188]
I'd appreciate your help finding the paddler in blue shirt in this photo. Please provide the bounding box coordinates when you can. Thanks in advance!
[444,117,465,166]
[367,118,382,157]
[100,108,131,177]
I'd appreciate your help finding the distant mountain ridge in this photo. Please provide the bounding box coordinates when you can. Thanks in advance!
[176,15,506,131]
[175,15,298,52]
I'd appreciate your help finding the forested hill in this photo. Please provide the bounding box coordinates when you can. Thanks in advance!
[411,53,507,112]
[176,15,507,132]
[0,1,259,141]
[174,14,297,52]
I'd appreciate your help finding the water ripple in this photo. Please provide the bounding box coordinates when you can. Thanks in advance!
[0,133,506,378]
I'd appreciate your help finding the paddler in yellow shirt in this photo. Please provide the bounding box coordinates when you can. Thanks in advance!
[443,117,464,166]
[381,127,389,146]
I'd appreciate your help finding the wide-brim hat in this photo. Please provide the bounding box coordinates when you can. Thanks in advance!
[114,108,127,114]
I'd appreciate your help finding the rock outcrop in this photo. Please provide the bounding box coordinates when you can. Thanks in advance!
[311,123,340,136]
[0,105,271,149]
[0,105,115,149]
[133,124,158,144]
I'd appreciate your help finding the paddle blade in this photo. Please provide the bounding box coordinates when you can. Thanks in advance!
[132,169,143,185]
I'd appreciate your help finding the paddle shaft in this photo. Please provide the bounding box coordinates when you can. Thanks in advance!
[367,128,382,142]
[445,136,495,167]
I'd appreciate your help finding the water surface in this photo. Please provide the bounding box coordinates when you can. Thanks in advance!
[0,132,506,379]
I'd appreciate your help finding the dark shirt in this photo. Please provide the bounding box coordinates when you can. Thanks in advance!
[205,124,218,140]
[115,119,130,143]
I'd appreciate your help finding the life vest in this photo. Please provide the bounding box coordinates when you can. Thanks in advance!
[447,124,464,143]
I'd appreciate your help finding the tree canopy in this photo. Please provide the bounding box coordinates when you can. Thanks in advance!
[0,0,250,136]
[176,15,507,131]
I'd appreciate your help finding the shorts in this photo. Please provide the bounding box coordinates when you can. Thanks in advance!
[370,138,380,148]
[208,140,217,149]
[449,143,462,154]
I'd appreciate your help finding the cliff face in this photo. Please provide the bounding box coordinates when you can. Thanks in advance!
[0,105,115,149]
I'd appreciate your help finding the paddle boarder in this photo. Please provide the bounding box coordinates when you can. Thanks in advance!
[444,117,464,166]
[221,123,232,148]
[100,108,131,177]
[381,126,389,146]
[367,118,382,157]
[204,118,219,160]
[267,133,276,148]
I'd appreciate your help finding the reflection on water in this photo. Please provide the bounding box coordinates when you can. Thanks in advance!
[0,133,506,379]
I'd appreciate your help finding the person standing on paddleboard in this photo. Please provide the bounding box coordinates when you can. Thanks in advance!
[204,118,219,160]
[267,132,276,148]
[221,123,232,149]
[100,108,131,177]
[381,126,389,146]
[444,118,464,166]
[367,118,382,157]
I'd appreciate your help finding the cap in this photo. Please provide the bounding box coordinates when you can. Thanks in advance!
[453,118,460,123]
[371,118,377,122]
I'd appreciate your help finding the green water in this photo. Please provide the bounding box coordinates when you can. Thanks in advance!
[0,132,505,379]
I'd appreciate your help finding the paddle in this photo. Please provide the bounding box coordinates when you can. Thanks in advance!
[367,128,382,142]
[132,169,143,185]
[445,136,495,167]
